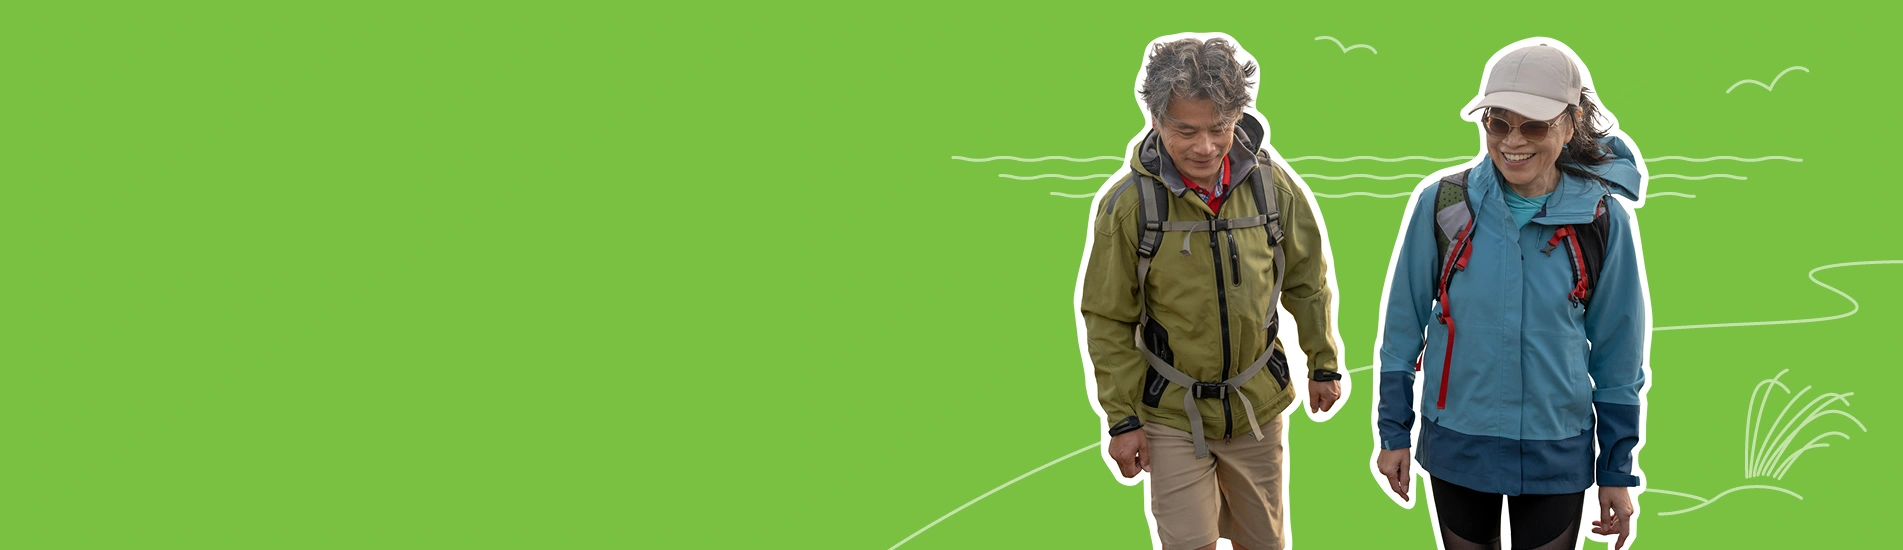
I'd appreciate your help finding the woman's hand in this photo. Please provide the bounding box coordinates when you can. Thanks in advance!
[1592,485,1636,549]
[1375,448,1412,501]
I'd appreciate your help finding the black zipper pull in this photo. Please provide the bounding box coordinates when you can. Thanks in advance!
[1227,230,1240,286]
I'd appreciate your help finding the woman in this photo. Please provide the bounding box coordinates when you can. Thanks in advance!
[1372,41,1648,550]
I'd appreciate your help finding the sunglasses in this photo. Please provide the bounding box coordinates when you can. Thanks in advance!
[1482,111,1570,142]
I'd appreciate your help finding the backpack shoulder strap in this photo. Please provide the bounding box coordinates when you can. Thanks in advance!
[1433,169,1474,263]
[1567,196,1613,306]
[1252,157,1286,247]
[1134,174,1168,260]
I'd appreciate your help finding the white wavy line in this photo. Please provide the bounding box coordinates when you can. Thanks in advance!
[1300,174,1428,181]
[1287,155,1467,163]
[1651,174,1747,180]
[1656,260,1903,331]
[1646,485,1803,516]
[887,442,1101,550]
[1650,156,1803,163]
[1727,66,1810,94]
[1315,192,1412,199]
[999,174,1113,181]
[1314,36,1377,54]
[1647,192,1697,199]
[952,155,1121,163]
[1050,192,1096,199]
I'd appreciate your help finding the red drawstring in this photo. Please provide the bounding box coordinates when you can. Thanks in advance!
[1434,221,1474,409]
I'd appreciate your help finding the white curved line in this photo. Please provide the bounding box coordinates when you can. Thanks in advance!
[1315,192,1412,199]
[952,155,1121,163]
[999,174,1113,180]
[1050,192,1097,199]
[1651,174,1747,180]
[1774,431,1855,479]
[1300,174,1428,181]
[1288,155,1468,163]
[1646,192,1697,199]
[887,442,1101,550]
[1727,66,1810,94]
[1314,36,1377,54]
[1655,260,1903,331]
[1649,485,1803,516]
[1650,156,1803,163]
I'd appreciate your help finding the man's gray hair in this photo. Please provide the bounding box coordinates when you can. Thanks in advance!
[1140,38,1257,123]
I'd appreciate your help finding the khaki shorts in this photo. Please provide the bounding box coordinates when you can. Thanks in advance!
[1145,416,1285,550]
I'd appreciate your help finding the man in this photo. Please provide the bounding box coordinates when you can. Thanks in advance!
[1079,35,1345,550]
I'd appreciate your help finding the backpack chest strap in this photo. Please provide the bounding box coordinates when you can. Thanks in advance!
[1141,214,1278,256]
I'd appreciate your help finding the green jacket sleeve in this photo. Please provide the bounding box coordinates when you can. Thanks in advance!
[1268,163,1343,380]
[1080,179,1145,427]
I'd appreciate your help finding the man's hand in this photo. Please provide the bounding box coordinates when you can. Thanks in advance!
[1375,448,1412,502]
[1307,379,1341,413]
[1592,485,1636,549]
[1108,430,1150,478]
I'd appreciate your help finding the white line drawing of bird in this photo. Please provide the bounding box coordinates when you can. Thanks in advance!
[1727,66,1809,94]
[1314,36,1376,54]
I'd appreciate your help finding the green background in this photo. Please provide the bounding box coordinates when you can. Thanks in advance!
[4,1,1897,548]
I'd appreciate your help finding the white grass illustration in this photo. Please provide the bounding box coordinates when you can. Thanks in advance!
[1651,369,1868,516]
[1727,66,1809,94]
[1049,192,1096,198]
[1743,369,1867,480]
[1647,192,1697,199]
[1314,36,1377,54]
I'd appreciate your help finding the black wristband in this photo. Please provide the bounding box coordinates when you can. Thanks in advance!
[1108,415,1143,437]
[1311,369,1343,382]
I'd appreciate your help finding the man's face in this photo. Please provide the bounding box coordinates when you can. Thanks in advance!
[1153,97,1235,187]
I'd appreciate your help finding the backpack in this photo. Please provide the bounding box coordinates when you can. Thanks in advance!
[1106,157,1299,458]
[1422,169,1610,409]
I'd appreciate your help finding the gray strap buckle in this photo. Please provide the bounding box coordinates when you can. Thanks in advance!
[1191,382,1228,399]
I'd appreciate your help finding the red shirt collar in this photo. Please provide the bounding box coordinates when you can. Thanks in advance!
[1179,155,1231,196]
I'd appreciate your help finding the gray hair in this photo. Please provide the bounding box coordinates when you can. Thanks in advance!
[1140,38,1257,123]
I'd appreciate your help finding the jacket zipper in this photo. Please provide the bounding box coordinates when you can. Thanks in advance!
[1208,211,1234,440]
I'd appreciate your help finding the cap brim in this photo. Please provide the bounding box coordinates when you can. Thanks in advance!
[1465,91,1571,120]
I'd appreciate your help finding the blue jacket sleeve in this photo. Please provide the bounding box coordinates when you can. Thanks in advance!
[1585,199,1648,487]
[1376,189,1441,451]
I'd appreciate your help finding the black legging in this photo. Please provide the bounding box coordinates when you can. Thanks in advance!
[1431,476,1584,550]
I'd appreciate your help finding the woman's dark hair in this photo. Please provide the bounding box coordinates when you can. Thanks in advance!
[1556,86,1613,181]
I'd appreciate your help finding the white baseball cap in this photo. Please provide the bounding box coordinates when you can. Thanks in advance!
[1465,45,1581,120]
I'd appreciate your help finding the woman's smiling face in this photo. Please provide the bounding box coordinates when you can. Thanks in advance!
[1485,107,1573,188]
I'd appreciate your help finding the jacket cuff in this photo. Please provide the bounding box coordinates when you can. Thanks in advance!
[1597,470,1641,487]
[1107,415,1143,437]
[1380,434,1412,451]
[1310,369,1342,382]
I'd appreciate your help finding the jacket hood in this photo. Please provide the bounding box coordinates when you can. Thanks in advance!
[1129,114,1267,195]
[1470,135,1644,225]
